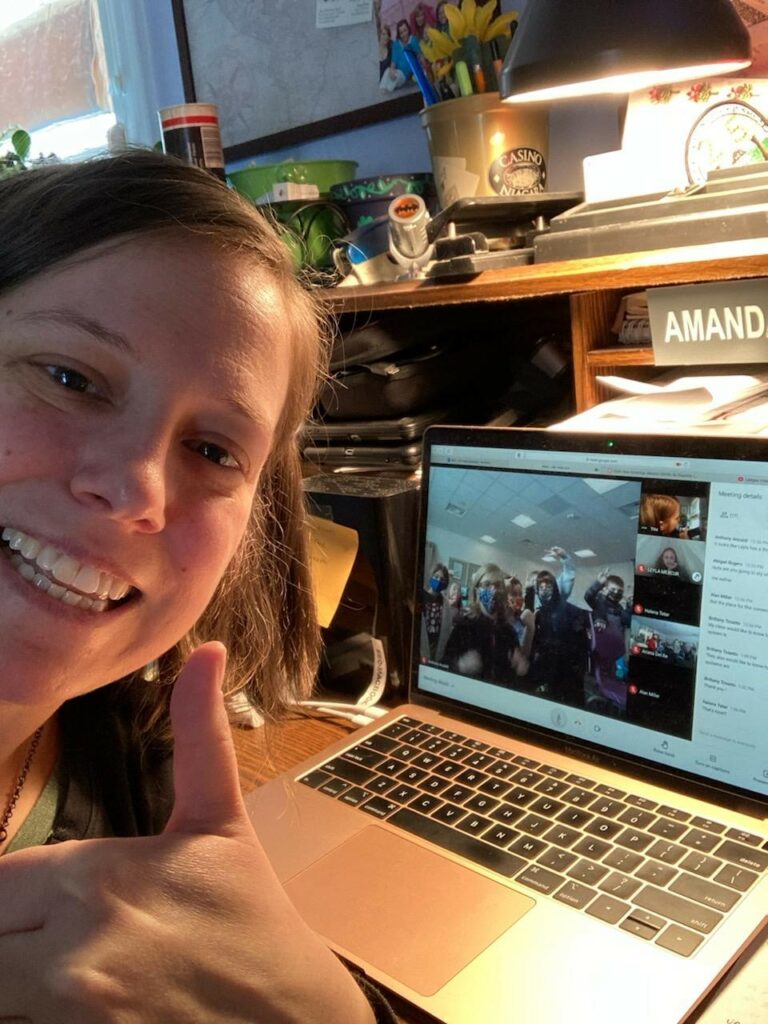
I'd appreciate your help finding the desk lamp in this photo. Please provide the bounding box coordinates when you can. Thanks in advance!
[499,0,751,103]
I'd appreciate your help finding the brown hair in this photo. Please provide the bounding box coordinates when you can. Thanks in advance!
[0,150,329,745]
[639,493,680,531]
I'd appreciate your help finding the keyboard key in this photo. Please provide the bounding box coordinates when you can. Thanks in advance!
[584,817,624,841]
[573,836,611,861]
[509,835,548,860]
[620,917,659,941]
[419,775,451,795]
[491,803,526,826]
[389,784,419,804]
[567,859,609,885]
[512,755,540,768]
[714,863,758,892]
[400,729,430,745]
[299,769,332,789]
[442,744,470,760]
[456,768,489,787]
[390,808,527,878]
[724,827,763,847]
[411,753,440,770]
[536,778,570,797]
[557,808,594,828]
[614,828,654,852]
[443,784,474,804]
[530,796,565,817]
[320,777,350,797]
[433,760,463,778]
[517,814,551,836]
[513,769,543,786]
[410,793,442,814]
[636,861,677,887]
[361,796,398,819]
[586,894,631,925]
[465,793,500,815]
[484,824,519,847]
[507,786,537,806]
[538,847,578,872]
[690,816,726,835]
[539,764,569,779]
[594,784,626,799]
[624,908,666,933]
[362,734,399,754]
[679,852,719,878]
[647,839,687,864]
[432,803,467,825]
[624,795,658,810]
[656,805,691,822]
[565,774,596,788]
[397,766,428,785]
[714,839,768,873]
[488,760,518,779]
[655,924,704,957]
[599,872,642,899]
[464,752,493,769]
[321,759,374,785]
[465,739,490,751]
[681,828,720,853]
[634,885,722,933]
[517,864,564,895]
[344,746,386,768]
[456,814,492,836]
[376,758,406,777]
[670,874,740,914]
[380,720,415,739]
[618,808,657,830]
[590,797,624,818]
[487,746,513,759]
[562,787,596,807]
[543,824,581,848]
[340,786,369,807]
[421,737,449,754]
[479,777,512,797]
[555,880,596,910]
[369,775,397,794]
[603,848,643,873]
[390,744,421,762]
[649,818,688,841]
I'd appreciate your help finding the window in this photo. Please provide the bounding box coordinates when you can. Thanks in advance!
[0,0,116,161]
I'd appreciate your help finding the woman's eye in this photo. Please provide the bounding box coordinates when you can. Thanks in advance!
[192,440,241,470]
[45,364,96,394]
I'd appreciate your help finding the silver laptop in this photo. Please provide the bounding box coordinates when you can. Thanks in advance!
[246,426,768,1024]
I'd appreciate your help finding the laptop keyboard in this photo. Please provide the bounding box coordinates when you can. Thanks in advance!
[298,716,768,958]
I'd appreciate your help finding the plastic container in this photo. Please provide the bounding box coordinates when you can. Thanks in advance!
[420,93,548,208]
[228,159,358,201]
[330,172,437,227]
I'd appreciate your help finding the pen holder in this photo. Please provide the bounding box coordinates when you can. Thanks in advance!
[420,93,549,208]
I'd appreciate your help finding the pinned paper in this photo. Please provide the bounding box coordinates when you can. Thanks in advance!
[316,0,373,29]
[306,514,359,628]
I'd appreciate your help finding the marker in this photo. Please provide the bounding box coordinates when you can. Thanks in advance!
[455,60,473,97]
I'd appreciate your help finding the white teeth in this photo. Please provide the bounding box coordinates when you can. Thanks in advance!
[50,553,79,587]
[2,526,133,611]
[72,564,102,595]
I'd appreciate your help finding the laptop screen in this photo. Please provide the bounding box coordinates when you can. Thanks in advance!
[415,426,768,804]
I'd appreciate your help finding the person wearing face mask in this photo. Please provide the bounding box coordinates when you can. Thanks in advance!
[527,569,591,706]
[584,569,632,712]
[505,576,534,675]
[443,564,523,685]
[421,563,450,661]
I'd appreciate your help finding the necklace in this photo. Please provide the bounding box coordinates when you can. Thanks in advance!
[0,725,45,844]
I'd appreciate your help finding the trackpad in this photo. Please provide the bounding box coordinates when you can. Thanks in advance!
[284,825,535,996]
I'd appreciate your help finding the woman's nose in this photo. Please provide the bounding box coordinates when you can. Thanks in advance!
[69,440,168,532]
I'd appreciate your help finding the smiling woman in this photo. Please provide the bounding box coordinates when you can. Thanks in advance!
[0,151,393,1024]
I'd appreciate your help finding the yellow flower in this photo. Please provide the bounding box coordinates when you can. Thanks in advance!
[482,10,518,43]
[443,3,467,40]
[424,26,459,58]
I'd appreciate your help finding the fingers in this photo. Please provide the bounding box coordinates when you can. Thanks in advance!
[164,642,252,840]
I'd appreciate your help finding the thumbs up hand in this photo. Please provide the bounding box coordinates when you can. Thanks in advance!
[0,643,375,1024]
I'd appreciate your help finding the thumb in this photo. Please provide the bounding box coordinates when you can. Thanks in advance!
[164,641,252,839]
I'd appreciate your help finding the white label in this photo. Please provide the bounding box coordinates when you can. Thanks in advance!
[316,0,372,29]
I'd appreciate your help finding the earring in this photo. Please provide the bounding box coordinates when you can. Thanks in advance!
[140,659,160,682]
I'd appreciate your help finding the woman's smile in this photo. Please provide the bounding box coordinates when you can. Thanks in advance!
[1,525,135,611]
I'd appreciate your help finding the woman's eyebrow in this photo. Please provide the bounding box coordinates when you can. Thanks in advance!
[17,308,134,353]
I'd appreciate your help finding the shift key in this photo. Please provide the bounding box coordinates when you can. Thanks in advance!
[634,885,722,933]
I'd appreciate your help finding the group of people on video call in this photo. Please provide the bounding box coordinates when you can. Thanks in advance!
[423,490,699,716]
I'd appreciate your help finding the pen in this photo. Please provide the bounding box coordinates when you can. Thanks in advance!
[403,46,440,106]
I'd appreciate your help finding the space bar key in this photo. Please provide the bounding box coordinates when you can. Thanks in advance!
[390,808,526,878]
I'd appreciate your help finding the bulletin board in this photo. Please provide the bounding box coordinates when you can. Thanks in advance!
[172,0,425,161]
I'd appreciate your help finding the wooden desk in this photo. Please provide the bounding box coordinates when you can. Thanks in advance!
[232,713,431,1024]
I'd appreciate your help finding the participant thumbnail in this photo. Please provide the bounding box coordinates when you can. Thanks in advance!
[638,482,708,540]
[633,537,706,624]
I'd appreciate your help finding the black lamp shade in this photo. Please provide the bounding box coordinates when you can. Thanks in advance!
[500,0,752,102]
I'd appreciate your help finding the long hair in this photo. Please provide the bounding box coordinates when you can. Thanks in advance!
[639,493,680,531]
[0,150,330,745]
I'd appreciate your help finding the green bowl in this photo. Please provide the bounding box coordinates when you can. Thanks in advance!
[228,159,358,200]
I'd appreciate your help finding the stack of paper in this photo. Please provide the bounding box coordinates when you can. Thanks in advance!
[552,374,768,435]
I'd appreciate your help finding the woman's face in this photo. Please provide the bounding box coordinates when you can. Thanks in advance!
[397,20,410,42]
[661,547,678,569]
[476,572,504,616]
[0,234,290,707]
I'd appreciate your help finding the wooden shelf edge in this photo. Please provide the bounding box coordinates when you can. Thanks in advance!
[324,241,768,314]
[587,347,656,366]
